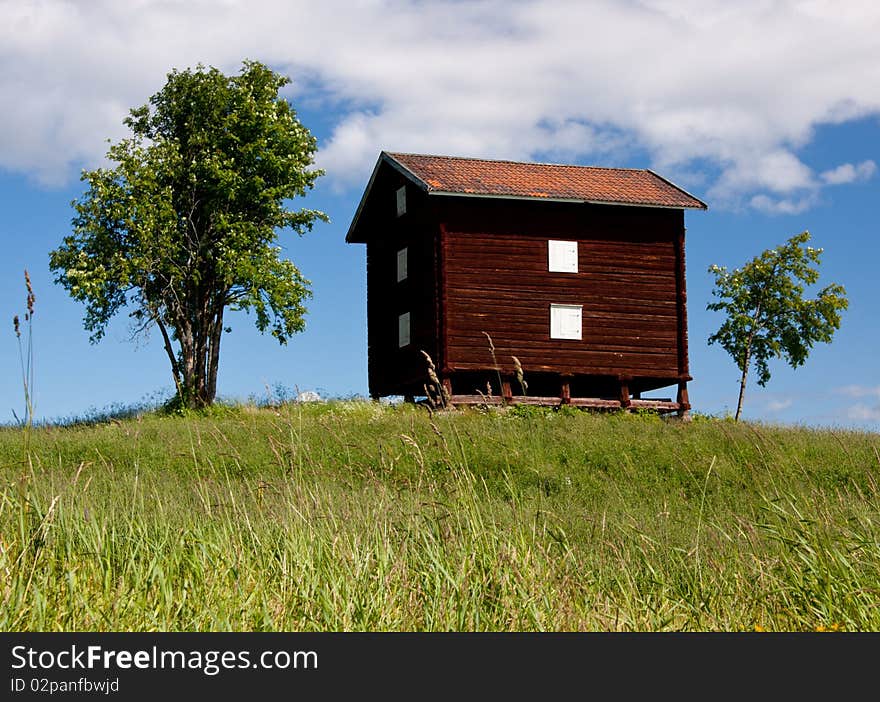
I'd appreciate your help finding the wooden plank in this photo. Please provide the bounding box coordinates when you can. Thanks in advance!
[439,220,450,373]
[447,343,679,360]
[567,398,623,409]
[450,394,505,405]
[448,361,682,376]
[448,253,676,274]
[446,290,680,311]
[629,399,680,411]
[448,394,681,412]
[447,236,676,254]
[447,255,679,274]
[446,278,678,298]
[675,227,690,377]
[446,328,680,343]
[448,309,679,326]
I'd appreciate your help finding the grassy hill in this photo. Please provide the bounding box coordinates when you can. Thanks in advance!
[1,401,878,631]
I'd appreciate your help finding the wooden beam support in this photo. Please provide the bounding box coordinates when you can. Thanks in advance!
[675,225,691,381]
[450,394,506,406]
[501,377,513,403]
[619,376,632,410]
[676,381,691,420]
[560,375,572,405]
[446,394,683,414]
[568,398,624,409]
[630,399,680,412]
[438,222,451,375]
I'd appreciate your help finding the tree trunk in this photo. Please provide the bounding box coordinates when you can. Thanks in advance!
[734,305,761,422]
[206,305,224,403]
[734,347,750,422]
[155,314,182,393]
[161,276,229,409]
[171,310,225,409]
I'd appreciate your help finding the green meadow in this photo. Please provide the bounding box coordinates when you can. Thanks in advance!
[2,401,878,631]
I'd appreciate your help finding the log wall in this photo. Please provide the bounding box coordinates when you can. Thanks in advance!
[439,198,687,394]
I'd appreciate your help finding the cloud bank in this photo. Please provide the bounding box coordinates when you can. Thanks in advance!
[1,0,879,209]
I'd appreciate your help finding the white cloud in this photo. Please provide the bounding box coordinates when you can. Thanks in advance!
[839,384,880,399]
[749,193,819,215]
[847,404,880,422]
[765,398,794,412]
[820,160,877,185]
[1,0,880,208]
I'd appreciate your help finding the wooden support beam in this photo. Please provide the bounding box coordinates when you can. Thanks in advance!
[450,394,506,406]
[560,375,572,405]
[676,381,691,420]
[629,399,680,412]
[501,377,513,403]
[446,394,683,414]
[568,398,624,409]
[619,377,632,410]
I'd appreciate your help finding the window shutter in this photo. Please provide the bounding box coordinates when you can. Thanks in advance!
[550,304,582,340]
[397,247,408,282]
[398,312,411,347]
[548,240,578,273]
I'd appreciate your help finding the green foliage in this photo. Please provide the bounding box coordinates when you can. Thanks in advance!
[1,402,878,631]
[49,60,327,407]
[707,231,848,418]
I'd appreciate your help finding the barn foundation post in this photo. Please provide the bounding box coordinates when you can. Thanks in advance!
[440,377,453,409]
[619,377,632,411]
[560,375,572,405]
[676,382,691,421]
[501,377,513,404]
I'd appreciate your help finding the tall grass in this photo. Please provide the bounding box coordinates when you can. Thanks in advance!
[12,270,36,439]
[1,401,878,631]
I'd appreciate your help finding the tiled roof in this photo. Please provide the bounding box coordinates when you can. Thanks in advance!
[386,152,707,210]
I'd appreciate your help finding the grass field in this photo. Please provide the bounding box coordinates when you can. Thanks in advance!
[1,400,878,631]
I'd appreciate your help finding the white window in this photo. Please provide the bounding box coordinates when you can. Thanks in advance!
[550,304,582,340]
[396,186,407,217]
[397,247,408,282]
[548,240,578,273]
[398,312,411,347]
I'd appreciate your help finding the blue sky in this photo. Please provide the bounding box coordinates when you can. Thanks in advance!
[1,0,878,429]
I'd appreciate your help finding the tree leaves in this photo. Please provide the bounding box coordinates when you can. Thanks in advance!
[706,231,848,418]
[49,60,327,407]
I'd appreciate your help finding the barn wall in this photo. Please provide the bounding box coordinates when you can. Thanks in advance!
[364,167,438,397]
[439,198,686,393]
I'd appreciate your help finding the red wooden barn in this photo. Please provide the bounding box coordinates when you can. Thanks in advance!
[345,152,707,415]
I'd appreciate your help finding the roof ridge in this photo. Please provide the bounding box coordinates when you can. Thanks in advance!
[385,151,650,174]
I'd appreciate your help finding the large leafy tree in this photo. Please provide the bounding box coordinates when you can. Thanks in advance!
[50,60,327,408]
[707,231,848,421]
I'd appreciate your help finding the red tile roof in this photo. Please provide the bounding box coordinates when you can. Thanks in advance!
[387,152,707,210]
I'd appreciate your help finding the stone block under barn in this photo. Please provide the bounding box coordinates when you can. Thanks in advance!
[345,152,707,415]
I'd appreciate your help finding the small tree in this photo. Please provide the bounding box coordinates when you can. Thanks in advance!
[49,60,327,408]
[707,231,848,421]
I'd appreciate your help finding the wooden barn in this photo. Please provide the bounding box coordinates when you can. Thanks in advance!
[345,152,707,415]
